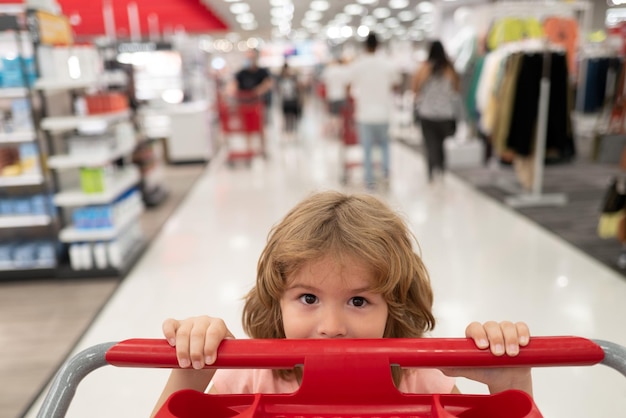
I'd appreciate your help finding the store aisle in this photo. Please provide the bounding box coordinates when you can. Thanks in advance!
[26,103,626,417]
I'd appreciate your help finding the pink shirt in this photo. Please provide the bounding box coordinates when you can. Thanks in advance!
[213,368,455,394]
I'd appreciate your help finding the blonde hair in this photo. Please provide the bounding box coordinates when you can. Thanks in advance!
[242,191,435,383]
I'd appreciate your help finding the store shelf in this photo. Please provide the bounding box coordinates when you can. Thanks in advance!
[0,214,51,228]
[0,174,43,187]
[53,167,140,207]
[59,205,143,242]
[47,140,137,169]
[55,238,147,279]
[0,130,36,144]
[41,109,131,132]
[0,87,28,98]
[34,77,98,92]
[0,264,56,280]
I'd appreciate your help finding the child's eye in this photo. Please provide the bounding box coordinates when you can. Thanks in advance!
[350,297,368,307]
[299,294,318,304]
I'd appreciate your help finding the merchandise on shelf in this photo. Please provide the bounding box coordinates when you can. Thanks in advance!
[68,222,143,271]
[70,188,142,230]
[0,55,36,87]
[0,193,52,216]
[11,98,34,131]
[85,92,129,114]
[36,44,101,83]
[0,240,57,269]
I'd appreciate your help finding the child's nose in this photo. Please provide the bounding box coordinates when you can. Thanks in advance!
[317,308,348,338]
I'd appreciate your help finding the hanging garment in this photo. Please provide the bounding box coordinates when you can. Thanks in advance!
[543,17,579,79]
[487,17,544,51]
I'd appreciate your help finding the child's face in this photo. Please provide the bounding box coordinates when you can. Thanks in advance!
[279,254,388,339]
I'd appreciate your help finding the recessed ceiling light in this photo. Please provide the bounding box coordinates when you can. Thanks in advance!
[305,10,323,21]
[310,0,330,11]
[389,0,409,9]
[236,13,255,24]
[229,2,250,14]
[356,0,377,4]
[372,7,391,19]
[241,22,258,31]
[398,10,415,21]
[345,4,364,15]
[416,2,434,13]
[384,17,399,28]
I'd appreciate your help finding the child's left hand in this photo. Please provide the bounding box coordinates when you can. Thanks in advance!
[441,321,533,395]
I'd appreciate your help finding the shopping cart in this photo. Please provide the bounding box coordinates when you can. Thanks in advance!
[339,97,360,185]
[37,336,626,417]
[216,92,265,166]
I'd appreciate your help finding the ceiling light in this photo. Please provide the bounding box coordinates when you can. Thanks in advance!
[389,0,409,8]
[271,7,287,18]
[340,26,353,37]
[229,2,250,14]
[398,10,415,21]
[305,10,323,20]
[361,16,377,26]
[384,17,399,28]
[356,0,377,4]
[236,13,255,24]
[416,2,434,13]
[270,0,289,5]
[372,7,391,19]
[334,13,352,24]
[241,22,258,31]
[345,4,364,15]
[357,25,370,37]
[310,0,330,11]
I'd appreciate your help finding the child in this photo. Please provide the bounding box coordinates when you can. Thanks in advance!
[151,191,531,416]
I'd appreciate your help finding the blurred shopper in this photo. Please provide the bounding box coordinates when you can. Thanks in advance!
[320,55,348,137]
[411,40,461,182]
[233,49,273,156]
[346,32,399,191]
[277,62,302,139]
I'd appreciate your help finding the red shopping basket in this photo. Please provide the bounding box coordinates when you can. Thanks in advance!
[37,337,625,418]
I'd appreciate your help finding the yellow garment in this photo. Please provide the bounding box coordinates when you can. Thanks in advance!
[598,210,626,239]
[488,17,544,50]
[492,53,524,156]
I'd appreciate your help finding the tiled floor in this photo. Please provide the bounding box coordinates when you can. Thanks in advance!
[23,101,626,417]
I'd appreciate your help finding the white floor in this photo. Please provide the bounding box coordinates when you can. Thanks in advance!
[28,102,626,417]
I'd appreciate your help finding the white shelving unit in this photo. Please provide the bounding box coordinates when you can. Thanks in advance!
[0,173,43,187]
[0,10,58,279]
[0,86,27,98]
[0,130,37,143]
[40,109,131,132]
[0,214,50,228]
[47,139,137,170]
[58,204,142,242]
[53,167,140,207]
[34,77,98,92]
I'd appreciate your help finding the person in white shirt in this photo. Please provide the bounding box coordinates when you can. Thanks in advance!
[346,32,399,190]
[321,56,348,137]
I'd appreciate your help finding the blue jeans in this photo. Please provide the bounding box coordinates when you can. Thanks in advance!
[357,123,390,187]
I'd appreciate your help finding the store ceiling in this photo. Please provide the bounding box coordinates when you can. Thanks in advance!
[205,0,441,41]
[0,0,467,41]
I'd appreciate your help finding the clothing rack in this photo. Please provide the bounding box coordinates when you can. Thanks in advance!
[471,1,591,207]
[505,45,568,208]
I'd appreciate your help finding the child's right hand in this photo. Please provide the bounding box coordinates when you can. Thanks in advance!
[162,316,235,370]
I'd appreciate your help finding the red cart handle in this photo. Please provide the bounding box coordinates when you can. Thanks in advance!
[106,336,605,369]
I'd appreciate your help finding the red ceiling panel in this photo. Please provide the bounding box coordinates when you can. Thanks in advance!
[0,0,229,36]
